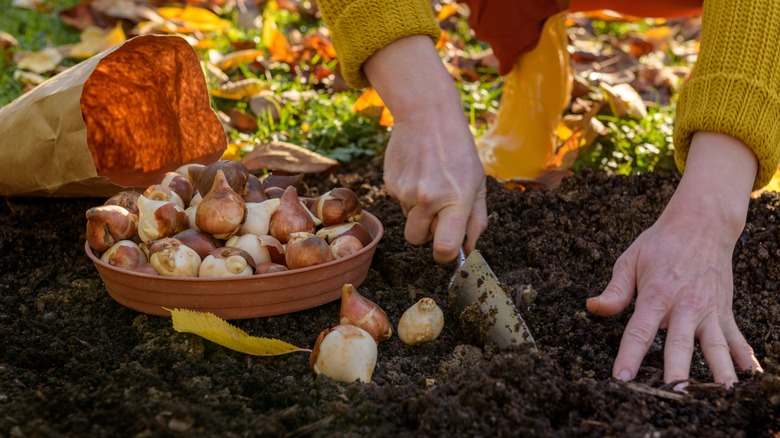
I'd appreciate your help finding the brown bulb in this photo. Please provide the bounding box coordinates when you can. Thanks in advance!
[339,284,393,343]
[196,169,247,239]
[268,186,315,244]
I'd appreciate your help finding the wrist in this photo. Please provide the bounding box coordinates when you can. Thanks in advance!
[671,132,758,235]
[363,35,464,120]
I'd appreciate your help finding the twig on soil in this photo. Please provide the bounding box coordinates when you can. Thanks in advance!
[624,382,688,401]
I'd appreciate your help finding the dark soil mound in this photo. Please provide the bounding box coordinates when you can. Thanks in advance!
[2,158,779,436]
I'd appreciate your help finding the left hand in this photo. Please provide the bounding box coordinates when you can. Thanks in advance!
[587,132,763,387]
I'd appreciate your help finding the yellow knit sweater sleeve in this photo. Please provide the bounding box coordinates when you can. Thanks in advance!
[674,0,780,189]
[318,0,441,89]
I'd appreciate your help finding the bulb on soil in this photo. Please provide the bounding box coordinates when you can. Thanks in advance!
[397,298,444,345]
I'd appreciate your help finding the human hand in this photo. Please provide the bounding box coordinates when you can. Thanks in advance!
[587,132,763,387]
[364,36,488,263]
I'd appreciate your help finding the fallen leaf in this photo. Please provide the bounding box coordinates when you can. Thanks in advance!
[210,78,267,100]
[16,47,63,74]
[157,5,231,33]
[600,82,647,120]
[12,69,46,87]
[213,49,264,70]
[69,23,127,59]
[223,107,259,132]
[436,3,459,21]
[11,0,47,11]
[1,32,19,64]
[169,308,308,356]
[242,141,339,174]
[262,13,293,63]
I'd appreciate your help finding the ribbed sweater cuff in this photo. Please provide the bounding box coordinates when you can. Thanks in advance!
[328,0,440,89]
[674,74,780,190]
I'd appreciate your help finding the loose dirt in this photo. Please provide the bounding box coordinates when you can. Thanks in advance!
[2,158,779,436]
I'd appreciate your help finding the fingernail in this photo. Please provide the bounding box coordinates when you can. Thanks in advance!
[617,369,631,381]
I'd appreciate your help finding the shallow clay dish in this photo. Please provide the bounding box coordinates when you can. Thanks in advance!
[86,212,383,319]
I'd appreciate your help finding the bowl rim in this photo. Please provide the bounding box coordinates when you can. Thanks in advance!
[86,211,384,281]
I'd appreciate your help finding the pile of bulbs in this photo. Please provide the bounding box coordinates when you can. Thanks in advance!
[85,160,374,277]
[311,284,445,383]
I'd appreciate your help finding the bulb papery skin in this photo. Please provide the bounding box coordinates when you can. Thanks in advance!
[137,196,188,243]
[241,198,280,236]
[198,247,255,277]
[196,169,247,239]
[191,160,249,197]
[185,205,199,230]
[142,184,185,210]
[189,192,203,208]
[312,188,363,226]
[243,174,269,203]
[268,186,315,244]
[309,325,377,383]
[173,229,220,260]
[397,298,445,345]
[330,235,364,259]
[339,284,392,342]
[161,172,195,207]
[285,232,334,269]
[226,234,270,265]
[104,191,141,215]
[148,238,202,277]
[176,163,204,181]
[100,240,147,271]
[316,222,373,247]
[86,205,138,252]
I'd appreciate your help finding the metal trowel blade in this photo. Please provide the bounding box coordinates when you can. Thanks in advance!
[448,250,537,351]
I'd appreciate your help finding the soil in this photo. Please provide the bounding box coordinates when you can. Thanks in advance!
[2,157,779,437]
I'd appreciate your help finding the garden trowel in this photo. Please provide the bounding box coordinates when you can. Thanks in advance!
[448,249,537,351]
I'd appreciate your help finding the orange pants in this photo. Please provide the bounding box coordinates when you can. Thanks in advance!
[461,0,703,74]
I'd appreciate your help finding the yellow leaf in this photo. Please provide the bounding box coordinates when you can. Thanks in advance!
[210,78,267,100]
[156,6,230,33]
[262,13,293,62]
[379,107,394,127]
[353,88,385,112]
[16,47,62,73]
[69,24,126,59]
[169,308,307,356]
[214,49,265,70]
[436,3,459,20]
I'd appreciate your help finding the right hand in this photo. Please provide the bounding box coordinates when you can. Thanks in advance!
[364,35,488,263]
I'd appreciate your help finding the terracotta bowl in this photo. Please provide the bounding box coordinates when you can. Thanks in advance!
[86,212,384,319]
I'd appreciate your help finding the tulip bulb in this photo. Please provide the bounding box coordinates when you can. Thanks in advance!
[285,232,334,269]
[104,191,141,215]
[339,284,392,342]
[161,171,195,207]
[397,298,445,345]
[268,186,315,243]
[241,198,280,236]
[243,174,269,203]
[189,192,203,207]
[199,247,255,278]
[311,188,363,226]
[225,234,284,266]
[309,324,377,383]
[190,160,249,197]
[134,263,159,276]
[330,235,364,259]
[148,238,202,277]
[100,240,147,271]
[142,184,185,210]
[196,169,247,239]
[86,205,138,252]
[173,229,220,260]
[316,222,373,247]
[136,195,188,243]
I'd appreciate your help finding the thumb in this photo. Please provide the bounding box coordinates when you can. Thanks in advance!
[587,253,637,316]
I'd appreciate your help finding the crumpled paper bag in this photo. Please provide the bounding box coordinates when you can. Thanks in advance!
[0,34,226,198]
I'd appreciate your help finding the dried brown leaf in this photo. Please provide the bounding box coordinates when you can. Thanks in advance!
[242,141,339,174]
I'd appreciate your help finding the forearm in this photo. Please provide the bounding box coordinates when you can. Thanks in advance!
[364,35,464,122]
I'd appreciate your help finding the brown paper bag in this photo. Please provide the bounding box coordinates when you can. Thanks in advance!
[0,34,226,198]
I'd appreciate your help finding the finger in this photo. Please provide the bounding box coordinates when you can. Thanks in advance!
[611,295,668,381]
[697,316,738,387]
[722,315,763,373]
[587,253,637,316]
[463,196,488,256]
[661,308,697,385]
[405,205,436,245]
[431,205,470,264]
